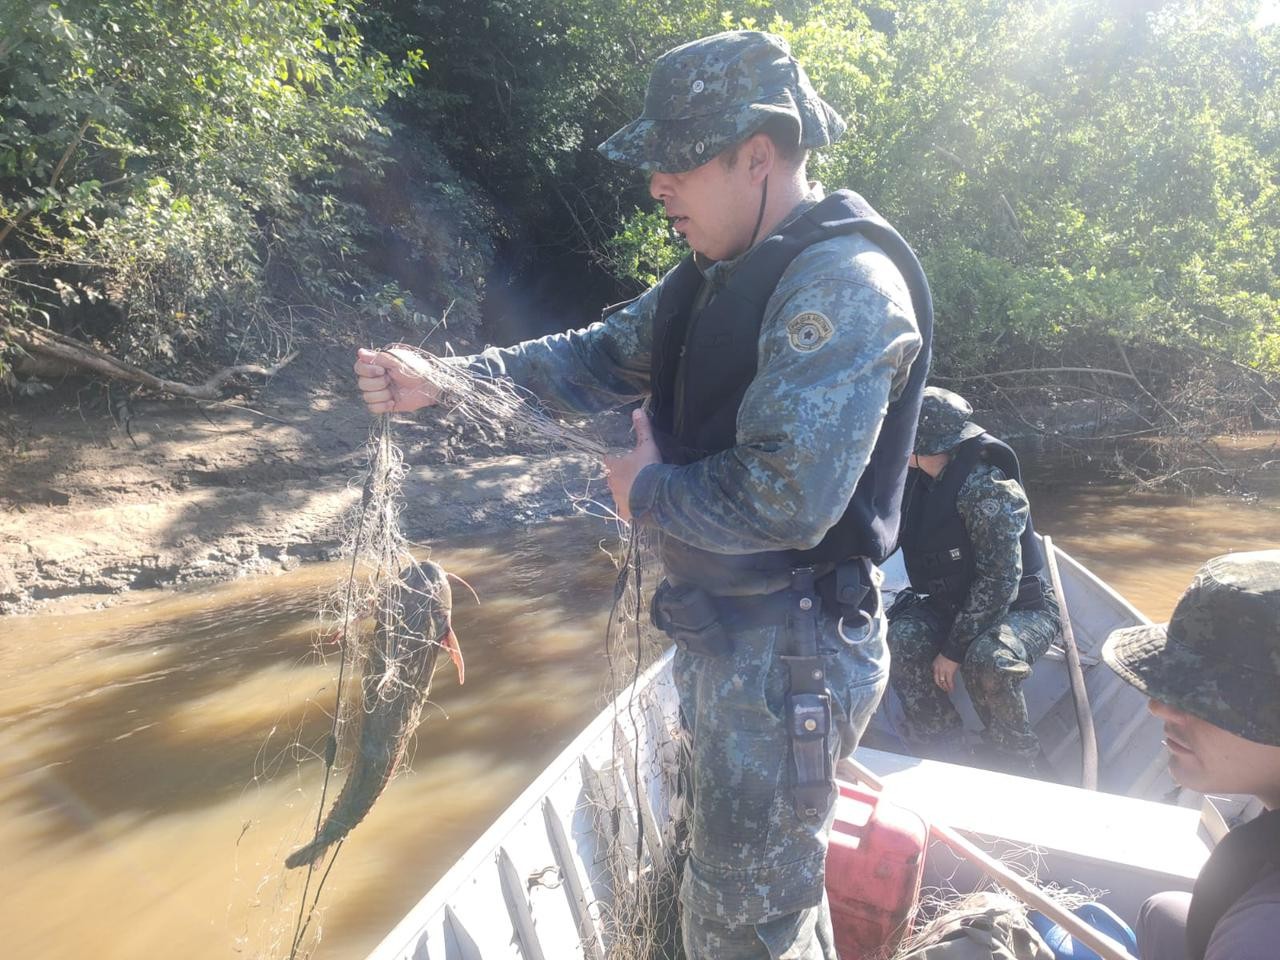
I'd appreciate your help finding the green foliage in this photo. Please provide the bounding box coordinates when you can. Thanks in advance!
[606,0,1280,382]
[4,0,1276,404]
[0,0,424,375]
[603,209,683,290]
[846,0,1280,377]
[364,0,730,279]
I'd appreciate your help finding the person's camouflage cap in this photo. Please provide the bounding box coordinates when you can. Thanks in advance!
[914,386,986,455]
[1103,550,1280,746]
[598,30,846,174]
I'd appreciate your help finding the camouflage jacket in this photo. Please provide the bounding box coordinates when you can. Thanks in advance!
[459,187,923,556]
[942,462,1031,661]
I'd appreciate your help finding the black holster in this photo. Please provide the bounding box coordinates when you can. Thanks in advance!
[782,567,837,824]
[650,581,733,656]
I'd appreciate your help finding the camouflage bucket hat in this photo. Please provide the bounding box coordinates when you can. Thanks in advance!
[914,386,986,455]
[1102,550,1280,746]
[598,30,846,174]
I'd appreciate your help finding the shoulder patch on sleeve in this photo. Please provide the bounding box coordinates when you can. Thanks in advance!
[977,498,1002,519]
[785,310,834,353]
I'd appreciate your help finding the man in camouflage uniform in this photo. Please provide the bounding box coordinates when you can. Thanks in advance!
[1103,552,1280,960]
[888,387,1060,774]
[355,31,931,959]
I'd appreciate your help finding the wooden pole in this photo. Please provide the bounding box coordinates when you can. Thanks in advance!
[1042,535,1099,790]
[844,757,1138,960]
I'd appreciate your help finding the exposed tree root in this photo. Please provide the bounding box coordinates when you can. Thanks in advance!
[5,318,298,400]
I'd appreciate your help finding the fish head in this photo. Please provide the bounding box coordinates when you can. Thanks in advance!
[409,559,453,640]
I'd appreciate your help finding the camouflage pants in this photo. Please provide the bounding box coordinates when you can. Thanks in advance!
[681,890,838,960]
[673,605,888,959]
[886,598,1059,761]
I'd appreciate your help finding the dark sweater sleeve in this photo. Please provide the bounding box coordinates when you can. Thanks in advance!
[1204,867,1280,960]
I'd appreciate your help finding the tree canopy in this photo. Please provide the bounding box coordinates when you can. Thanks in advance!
[3,0,1277,454]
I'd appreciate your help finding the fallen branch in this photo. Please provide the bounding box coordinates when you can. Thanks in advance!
[1117,342,1230,474]
[5,320,298,400]
[933,366,1141,383]
[1128,464,1238,490]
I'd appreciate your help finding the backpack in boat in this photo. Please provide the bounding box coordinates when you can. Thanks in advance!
[897,895,1053,960]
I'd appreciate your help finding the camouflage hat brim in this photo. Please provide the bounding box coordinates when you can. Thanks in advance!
[1102,623,1280,747]
[599,30,847,174]
[915,420,986,456]
[600,93,797,174]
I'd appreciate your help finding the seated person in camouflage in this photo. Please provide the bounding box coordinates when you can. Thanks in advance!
[887,387,1060,773]
[1104,551,1280,960]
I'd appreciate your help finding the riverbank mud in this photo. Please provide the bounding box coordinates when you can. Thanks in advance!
[3,345,1273,616]
[0,342,609,614]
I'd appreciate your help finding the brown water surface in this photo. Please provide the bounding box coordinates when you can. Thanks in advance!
[0,519,624,960]
[1028,440,1280,619]
[2,467,1278,959]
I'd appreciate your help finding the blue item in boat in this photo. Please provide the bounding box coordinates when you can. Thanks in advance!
[1029,901,1138,960]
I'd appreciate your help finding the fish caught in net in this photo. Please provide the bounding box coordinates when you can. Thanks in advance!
[276,346,678,958]
[284,557,460,870]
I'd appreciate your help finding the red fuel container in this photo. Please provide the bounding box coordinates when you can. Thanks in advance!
[825,781,928,959]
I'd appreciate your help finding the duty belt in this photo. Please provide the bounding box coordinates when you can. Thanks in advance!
[651,562,874,825]
[650,559,875,657]
[650,582,791,656]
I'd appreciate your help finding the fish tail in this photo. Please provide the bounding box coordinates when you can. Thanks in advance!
[443,628,464,685]
[284,833,335,870]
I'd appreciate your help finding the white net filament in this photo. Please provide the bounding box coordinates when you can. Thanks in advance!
[252,346,687,959]
[394,345,612,461]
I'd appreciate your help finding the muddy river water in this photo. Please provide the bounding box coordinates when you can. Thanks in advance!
[2,473,1278,959]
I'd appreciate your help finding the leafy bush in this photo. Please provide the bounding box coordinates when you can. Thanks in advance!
[605,0,1279,385]
[0,0,424,378]
[4,0,1275,425]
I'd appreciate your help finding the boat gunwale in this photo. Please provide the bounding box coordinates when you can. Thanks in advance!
[369,542,1171,959]
[368,647,677,958]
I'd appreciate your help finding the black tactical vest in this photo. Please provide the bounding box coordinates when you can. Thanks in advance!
[900,433,1046,612]
[647,190,933,582]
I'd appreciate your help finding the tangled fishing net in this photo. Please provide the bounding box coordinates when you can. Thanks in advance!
[593,523,685,960]
[239,346,679,959]
[400,349,686,960]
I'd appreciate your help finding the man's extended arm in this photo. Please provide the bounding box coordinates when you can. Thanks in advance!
[455,290,656,416]
[355,285,658,417]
